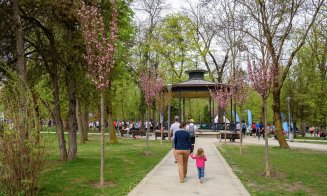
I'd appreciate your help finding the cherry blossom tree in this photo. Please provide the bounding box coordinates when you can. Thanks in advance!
[248,58,273,177]
[209,85,231,143]
[77,0,117,186]
[139,69,164,154]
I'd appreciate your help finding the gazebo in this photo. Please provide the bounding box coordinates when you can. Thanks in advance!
[166,70,230,129]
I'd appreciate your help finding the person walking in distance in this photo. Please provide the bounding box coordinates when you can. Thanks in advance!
[186,119,201,153]
[190,148,207,183]
[258,122,265,140]
[174,121,192,183]
[170,116,180,163]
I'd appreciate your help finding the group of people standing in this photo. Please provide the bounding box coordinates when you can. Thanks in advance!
[170,116,207,183]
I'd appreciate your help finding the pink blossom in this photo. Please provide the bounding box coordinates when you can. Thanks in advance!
[209,85,231,110]
[77,1,118,90]
[139,69,165,107]
[247,59,272,99]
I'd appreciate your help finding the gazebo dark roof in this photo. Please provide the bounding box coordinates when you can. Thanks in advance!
[169,70,228,98]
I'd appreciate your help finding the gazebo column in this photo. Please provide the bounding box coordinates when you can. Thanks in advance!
[178,91,181,120]
[209,97,212,124]
[182,98,185,122]
[212,99,215,120]
[167,84,172,140]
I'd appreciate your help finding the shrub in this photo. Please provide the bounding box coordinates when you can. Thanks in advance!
[0,75,47,195]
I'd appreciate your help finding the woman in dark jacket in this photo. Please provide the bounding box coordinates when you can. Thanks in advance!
[174,121,192,183]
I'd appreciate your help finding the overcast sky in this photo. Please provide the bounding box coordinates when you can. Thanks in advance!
[132,0,196,22]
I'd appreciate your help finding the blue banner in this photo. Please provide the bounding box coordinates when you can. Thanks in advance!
[283,121,294,132]
[283,122,288,132]
[232,110,240,122]
[247,110,252,126]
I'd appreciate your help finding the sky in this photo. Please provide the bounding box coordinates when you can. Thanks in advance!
[132,0,195,22]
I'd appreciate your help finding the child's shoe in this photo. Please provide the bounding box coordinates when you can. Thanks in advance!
[200,177,204,183]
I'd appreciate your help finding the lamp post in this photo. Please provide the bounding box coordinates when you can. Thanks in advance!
[287,97,293,142]
[167,84,172,141]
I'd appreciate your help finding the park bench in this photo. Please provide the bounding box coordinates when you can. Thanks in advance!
[133,129,146,137]
[154,130,172,140]
[119,129,147,137]
[218,132,240,142]
[119,129,130,137]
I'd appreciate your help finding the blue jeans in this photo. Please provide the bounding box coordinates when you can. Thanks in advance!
[197,167,205,179]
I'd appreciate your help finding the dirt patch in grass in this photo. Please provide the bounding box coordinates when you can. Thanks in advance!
[286,182,304,192]
[270,170,286,179]
[257,170,286,179]
[89,180,117,189]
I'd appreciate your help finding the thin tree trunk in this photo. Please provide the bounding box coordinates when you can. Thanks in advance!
[107,86,118,144]
[67,76,78,160]
[76,99,85,144]
[263,98,270,177]
[82,108,89,141]
[146,106,150,155]
[239,107,243,155]
[272,89,289,148]
[224,111,227,144]
[100,91,105,186]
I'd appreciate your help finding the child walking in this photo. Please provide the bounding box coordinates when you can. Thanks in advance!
[190,148,207,183]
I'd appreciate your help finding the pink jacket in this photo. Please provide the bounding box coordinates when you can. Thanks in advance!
[190,154,207,168]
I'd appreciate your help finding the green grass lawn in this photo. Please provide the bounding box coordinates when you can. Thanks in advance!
[38,134,171,196]
[296,141,327,145]
[218,144,327,196]
[294,136,327,140]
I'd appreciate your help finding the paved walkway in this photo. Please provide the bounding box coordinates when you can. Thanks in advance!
[128,137,250,196]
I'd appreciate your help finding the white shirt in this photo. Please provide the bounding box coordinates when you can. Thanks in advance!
[214,115,219,123]
[170,122,180,139]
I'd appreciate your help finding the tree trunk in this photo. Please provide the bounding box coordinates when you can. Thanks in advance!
[263,98,270,177]
[272,89,289,148]
[13,0,28,143]
[100,91,105,186]
[301,119,306,137]
[51,72,68,161]
[146,106,150,155]
[32,90,41,141]
[152,104,156,130]
[82,107,89,141]
[224,111,227,144]
[67,74,78,160]
[12,0,26,83]
[76,99,85,144]
[107,88,118,144]
[239,107,243,155]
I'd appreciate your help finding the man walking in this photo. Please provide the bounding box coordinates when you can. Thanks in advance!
[170,116,180,163]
